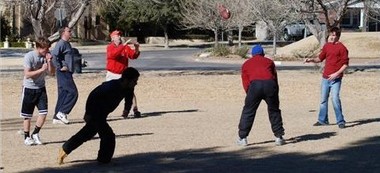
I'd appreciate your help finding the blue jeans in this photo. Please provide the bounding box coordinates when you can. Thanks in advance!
[318,78,345,125]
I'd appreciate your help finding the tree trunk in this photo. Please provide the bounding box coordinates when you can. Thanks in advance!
[213,29,219,47]
[48,1,89,42]
[238,24,243,48]
[31,18,44,39]
[164,27,169,49]
[272,34,277,56]
[362,3,368,32]
[319,30,326,47]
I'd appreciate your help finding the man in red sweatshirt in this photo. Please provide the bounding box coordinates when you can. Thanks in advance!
[304,27,349,129]
[237,45,285,146]
[106,30,141,118]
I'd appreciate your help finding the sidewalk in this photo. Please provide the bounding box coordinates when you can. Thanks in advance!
[1,44,380,72]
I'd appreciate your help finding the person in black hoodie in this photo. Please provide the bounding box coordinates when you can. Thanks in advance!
[58,67,140,165]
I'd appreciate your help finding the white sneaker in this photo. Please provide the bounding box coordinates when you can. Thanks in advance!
[275,136,286,146]
[56,112,69,124]
[237,138,248,146]
[24,137,35,146]
[53,119,65,124]
[32,133,43,145]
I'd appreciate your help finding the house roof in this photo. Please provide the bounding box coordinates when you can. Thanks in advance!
[348,1,380,9]
[326,0,380,9]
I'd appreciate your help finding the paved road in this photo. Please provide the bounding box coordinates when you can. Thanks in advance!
[82,48,243,72]
[1,46,380,73]
[82,48,380,72]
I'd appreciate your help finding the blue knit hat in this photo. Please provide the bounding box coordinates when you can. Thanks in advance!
[251,45,264,56]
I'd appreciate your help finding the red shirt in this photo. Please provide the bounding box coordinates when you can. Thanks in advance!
[106,43,140,74]
[319,42,349,79]
[241,55,277,93]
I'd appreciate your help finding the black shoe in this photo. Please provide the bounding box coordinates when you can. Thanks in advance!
[133,111,141,118]
[121,112,129,119]
[338,124,345,129]
[313,122,328,126]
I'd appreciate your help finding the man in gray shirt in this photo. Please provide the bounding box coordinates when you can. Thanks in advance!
[21,37,55,145]
[51,26,78,125]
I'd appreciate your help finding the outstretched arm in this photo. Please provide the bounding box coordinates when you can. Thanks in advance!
[304,57,322,63]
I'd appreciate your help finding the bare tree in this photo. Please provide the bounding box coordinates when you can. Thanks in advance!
[48,0,117,42]
[3,0,115,42]
[179,0,233,47]
[26,0,57,38]
[363,0,380,31]
[250,0,297,55]
[224,0,256,47]
[288,0,350,47]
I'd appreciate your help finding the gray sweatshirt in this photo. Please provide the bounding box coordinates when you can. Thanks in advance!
[52,39,74,73]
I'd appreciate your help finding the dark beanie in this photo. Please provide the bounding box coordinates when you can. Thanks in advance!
[251,45,264,56]
[121,67,140,80]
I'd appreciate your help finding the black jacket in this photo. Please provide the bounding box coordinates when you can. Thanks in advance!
[84,80,133,122]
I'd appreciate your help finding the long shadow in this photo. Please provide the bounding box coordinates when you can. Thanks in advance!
[0,118,24,131]
[42,132,153,145]
[286,132,337,144]
[67,117,125,125]
[19,136,380,173]
[0,118,60,132]
[135,109,199,119]
[67,109,199,125]
[249,132,337,146]
[345,117,380,128]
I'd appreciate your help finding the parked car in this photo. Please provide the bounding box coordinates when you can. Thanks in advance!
[283,22,308,41]
[283,21,326,41]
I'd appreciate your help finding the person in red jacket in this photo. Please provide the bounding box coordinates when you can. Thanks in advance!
[106,30,141,118]
[237,45,285,147]
[304,27,349,129]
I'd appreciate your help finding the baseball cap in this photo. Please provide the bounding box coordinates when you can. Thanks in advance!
[110,30,121,37]
[251,45,264,56]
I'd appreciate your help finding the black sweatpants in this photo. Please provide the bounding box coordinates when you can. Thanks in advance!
[54,70,78,118]
[62,118,115,163]
[238,80,285,139]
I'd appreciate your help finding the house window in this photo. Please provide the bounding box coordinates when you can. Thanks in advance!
[341,9,360,28]
[351,10,360,27]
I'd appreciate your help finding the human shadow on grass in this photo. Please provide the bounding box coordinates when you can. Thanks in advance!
[248,132,337,146]
[0,118,65,132]
[123,109,200,119]
[22,136,380,173]
[345,117,380,128]
[67,117,125,125]
[66,109,199,124]
[42,132,153,145]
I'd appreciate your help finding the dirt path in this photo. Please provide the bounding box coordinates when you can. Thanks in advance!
[1,69,380,172]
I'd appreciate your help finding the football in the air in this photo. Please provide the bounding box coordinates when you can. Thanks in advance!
[218,4,231,20]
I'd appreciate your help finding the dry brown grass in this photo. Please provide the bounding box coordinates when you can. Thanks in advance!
[1,70,380,172]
